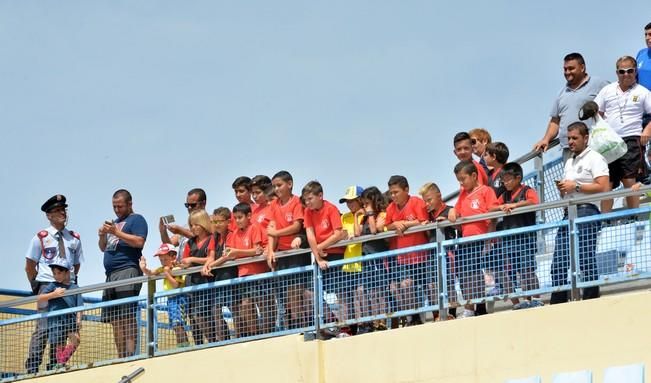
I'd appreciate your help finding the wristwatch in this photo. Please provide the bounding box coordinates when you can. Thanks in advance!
[575,181,581,193]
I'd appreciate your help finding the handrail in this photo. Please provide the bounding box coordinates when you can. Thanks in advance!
[1,181,648,310]
[442,137,561,203]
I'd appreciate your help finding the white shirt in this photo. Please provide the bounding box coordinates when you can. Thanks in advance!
[594,83,651,137]
[25,226,83,282]
[563,147,609,199]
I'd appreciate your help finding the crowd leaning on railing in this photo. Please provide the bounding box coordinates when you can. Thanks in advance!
[19,23,651,375]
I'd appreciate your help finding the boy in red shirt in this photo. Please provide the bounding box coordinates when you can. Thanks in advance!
[449,160,498,318]
[384,175,429,326]
[453,132,489,185]
[226,203,269,337]
[229,176,257,232]
[302,181,347,333]
[266,170,309,329]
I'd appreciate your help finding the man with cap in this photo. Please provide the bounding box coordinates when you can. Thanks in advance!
[24,194,83,374]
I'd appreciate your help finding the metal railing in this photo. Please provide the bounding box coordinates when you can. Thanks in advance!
[1,184,650,381]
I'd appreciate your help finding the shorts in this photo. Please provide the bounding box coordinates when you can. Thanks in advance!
[212,266,237,307]
[608,136,647,188]
[185,273,216,318]
[48,315,78,345]
[361,258,388,290]
[390,261,429,286]
[101,267,143,322]
[167,295,187,326]
[234,279,270,302]
[276,252,311,270]
[501,232,537,273]
[321,254,344,294]
[455,241,484,277]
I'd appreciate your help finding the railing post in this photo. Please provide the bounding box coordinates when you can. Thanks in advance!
[535,153,546,222]
[312,255,322,338]
[436,226,449,321]
[567,205,581,301]
[146,279,156,357]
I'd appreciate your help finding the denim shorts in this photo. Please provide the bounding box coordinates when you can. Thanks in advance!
[167,294,187,326]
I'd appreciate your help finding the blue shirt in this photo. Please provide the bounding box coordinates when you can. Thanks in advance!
[103,213,148,274]
[42,281,83,312]
[637,48,651,91]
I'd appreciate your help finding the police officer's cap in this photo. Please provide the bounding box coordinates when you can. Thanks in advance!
[41,194,68,213]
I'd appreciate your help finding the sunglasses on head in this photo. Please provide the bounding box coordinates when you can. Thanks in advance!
[470,138,477,145]
[617,68,635,75]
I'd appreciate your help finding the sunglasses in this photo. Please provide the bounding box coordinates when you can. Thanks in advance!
[184,201,204,209]
[470,138,477,145]
[211,219,227,224]
[617,68,635,75]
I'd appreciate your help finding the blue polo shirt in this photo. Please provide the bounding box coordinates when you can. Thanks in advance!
[103,213,148,274]
[550,76,609,148]
[637,48,651,92]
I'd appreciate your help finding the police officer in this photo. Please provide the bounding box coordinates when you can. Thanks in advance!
[24,194,83,374]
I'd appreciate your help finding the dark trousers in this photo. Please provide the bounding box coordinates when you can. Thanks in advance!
[550,204,601,304]
[25,283,56,374]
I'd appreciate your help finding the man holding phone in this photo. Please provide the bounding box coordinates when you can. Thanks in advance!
[98,189,148,358]
[159,188,207,261]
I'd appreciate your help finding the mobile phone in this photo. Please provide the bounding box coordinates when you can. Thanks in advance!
[162,215,175,226]
[104,220,113,225]
[554,180,562,184]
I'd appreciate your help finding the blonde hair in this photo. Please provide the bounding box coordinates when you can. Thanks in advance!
[189,210,213,234]
[468,128,492,143]
[418,182,441,197]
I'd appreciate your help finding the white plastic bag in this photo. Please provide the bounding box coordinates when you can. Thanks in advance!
[588,116,627,163]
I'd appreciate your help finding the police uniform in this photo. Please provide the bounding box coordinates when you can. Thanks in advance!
[25,194,83,374]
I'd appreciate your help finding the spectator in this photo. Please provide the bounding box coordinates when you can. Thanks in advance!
[469,128,492,170]
[490,162,541,309]
[37,258,82,369]
[339,186,365,333]
[230,176,256,231]
[139,244,189,347]
[534,53,609,160]
[181,209,217,344]
[356,186,390,331]
[418,182,457,320]
[25,194,83,373]
[594,56,651,212]
[484,142,510,199]
[449,161,498,318]
[636,22,651,129]
[266,171,308,329]
[453,132,488,185]
[384,175,429,326]
[98,189,147,358]
[160,188,207,262]
[550,122,609,304]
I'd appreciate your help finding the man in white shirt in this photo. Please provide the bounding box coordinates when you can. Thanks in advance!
[594,56,651,212]
[550,122,609,304]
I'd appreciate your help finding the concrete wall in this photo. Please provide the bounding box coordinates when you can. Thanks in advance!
[29,291,651,383]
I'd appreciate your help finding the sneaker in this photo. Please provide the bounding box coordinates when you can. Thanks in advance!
[458,309,475,318]
[529,299,545,308]
[336,332,350,338]
[512,301,532,310]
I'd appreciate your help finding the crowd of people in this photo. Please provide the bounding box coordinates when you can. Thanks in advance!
[20,23,651,375]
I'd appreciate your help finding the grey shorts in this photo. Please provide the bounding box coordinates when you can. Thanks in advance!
[101,267,143,322]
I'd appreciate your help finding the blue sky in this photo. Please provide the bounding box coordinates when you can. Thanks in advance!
[1,1,649,295]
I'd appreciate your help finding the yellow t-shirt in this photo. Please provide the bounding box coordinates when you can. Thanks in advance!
[341,212,362,273]
[154,266,186,291]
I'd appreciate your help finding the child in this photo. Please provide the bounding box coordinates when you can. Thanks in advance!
[339,185,365,332]
[484,142,510,199]
[302,181,347,334]
[490,162,542,309]
[181,209,217,344]
[355,186,390,331]
[453,132,488,185]
[139,244,189,347]
[226,203,269,337]
[469,128,492,170]
[449,160,498,318]
[418,182,457,319]
[38,258,82,368]
[202,207,238,341]
[230,176,257,232]
[266,170,309,329]
[384,175,429,326]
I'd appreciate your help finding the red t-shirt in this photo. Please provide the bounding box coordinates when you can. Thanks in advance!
[182,235,215,259]
[226,223,268,277]
[251,203,273,246]
[496,185,539,205]
[303,200,344,254]
[228,202,259,232]
[474,160,489,186]
[385,196,429,265]
[454,185,498,237]
[269,195,304,251]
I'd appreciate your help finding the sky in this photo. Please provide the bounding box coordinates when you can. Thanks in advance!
[1,1,649,296]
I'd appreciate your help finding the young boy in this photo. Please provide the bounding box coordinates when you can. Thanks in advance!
[230,176,257,232]
[483,142,510,199]
[453,132,488,185]
[266,170,309,329]
[139,244,189,347]
[339,185,365,331]
[38,258,82,368]
[449,160,498,318]
[226,203,269,337]
[384,175,429,326]
[490,162,542,309]
[302,181,347,334]
[418,182,457,319]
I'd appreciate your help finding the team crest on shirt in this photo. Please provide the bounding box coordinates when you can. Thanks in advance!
[285,213,293,222]
[471,199,480,210]
[44,247,57,260]
[406,214,416,220]
[320,220,330,229]
[633,95,639,102]
[257,215,265,223]
[243,238,250,247]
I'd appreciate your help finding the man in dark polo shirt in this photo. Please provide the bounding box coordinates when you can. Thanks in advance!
[98,189,148,358]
